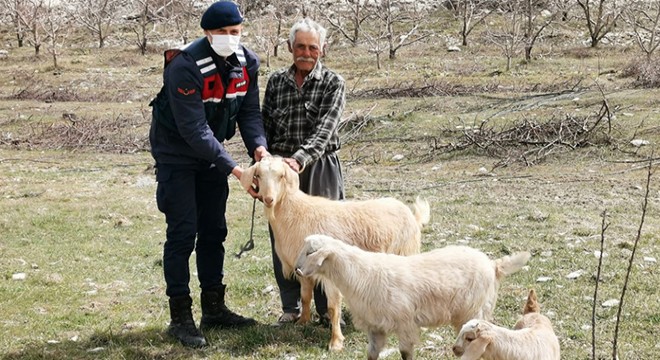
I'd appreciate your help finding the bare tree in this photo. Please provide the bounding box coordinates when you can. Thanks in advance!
[362,21,388,69]
[236,0,271,18]
[171,0,198,44]
[72,0,120,48]
[18,0,46,56]
[41,0,70,69]
[317,0,373,47]
[448,0,494,46]
[577,0,624,48]
[522,0,570,61]
[486,0,525,71]
[250,7,288,67]
[124,0,160,55]
[623,0,660,60]
[0,0,29,47]
[368,0,432,60]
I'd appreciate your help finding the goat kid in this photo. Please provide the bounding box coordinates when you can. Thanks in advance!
[452,289,560,360]
[295,234,531,360]
[240,156,430,351]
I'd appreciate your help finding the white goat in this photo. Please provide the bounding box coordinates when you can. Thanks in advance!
[452,289,560,360]
[240,156,430,351]
[294,234,531,360]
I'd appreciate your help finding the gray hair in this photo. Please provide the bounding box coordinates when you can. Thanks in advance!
[288,18,326,49]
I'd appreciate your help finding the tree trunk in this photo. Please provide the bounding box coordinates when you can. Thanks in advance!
[525,45,532,61]
[389,48,396,60]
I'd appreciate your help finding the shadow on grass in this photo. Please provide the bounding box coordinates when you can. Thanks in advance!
[1,327,193,360]
[209,319,360,356]
[1,321,359,359]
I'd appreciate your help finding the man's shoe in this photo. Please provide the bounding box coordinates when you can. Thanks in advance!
[167,295,207,348]
[200,286,257,330]
[317,313,346,329]
[271,312,301,327]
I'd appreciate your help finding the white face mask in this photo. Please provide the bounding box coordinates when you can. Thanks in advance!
[209,34,240,57]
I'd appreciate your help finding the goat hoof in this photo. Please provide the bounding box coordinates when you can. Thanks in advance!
[296,316,311,325]
[328,340,344,352]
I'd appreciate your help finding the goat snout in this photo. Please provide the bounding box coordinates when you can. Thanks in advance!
[263,196,274,207]
[452,344,464,357]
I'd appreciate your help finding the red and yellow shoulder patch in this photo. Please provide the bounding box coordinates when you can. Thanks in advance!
[177,87,196,96]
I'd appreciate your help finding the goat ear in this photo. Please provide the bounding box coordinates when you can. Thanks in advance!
[461,335,490,360]
[283,162,300,189]
[240,163,258,192]
[307,248,330,273]
[523,289,540,314]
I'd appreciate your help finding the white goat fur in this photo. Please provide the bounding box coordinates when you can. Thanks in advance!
[240,156,430,351]
[295,234,531,360]
[452,289,560,360]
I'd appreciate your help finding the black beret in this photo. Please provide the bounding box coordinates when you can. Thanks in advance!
[200,1,243,30]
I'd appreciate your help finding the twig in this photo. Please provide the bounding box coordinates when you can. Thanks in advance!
[612,158,654,359]
[592,210,609,360]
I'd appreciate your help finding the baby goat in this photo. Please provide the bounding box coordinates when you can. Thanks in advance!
[452,289,560,360]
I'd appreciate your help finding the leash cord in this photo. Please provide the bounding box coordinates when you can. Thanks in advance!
[235,197,257,258]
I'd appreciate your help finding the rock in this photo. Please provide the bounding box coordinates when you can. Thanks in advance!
[630,139,649,147]
[566,270,584,279]
[12,273,26,280]
[594,250,608,258]
[602,299,619,308]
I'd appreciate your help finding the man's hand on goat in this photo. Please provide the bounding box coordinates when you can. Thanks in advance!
[233,165,262,200]
[254,146,270,162]
[283,157,302,173]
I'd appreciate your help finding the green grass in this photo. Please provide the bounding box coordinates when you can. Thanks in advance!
[1,15,660,360]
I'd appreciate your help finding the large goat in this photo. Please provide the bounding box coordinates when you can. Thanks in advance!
[295,234,531,360]
[452,289,560,360]
[240,156,430,351]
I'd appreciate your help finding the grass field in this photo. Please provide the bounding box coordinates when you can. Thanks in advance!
[1,17,659,360]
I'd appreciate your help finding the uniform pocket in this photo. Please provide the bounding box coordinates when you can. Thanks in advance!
[155,167,172,213]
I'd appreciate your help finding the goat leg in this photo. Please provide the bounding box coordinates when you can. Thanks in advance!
[325,284,345,351]
[297,277,314,324]
[397,326,419,360]
[367,330,387,360]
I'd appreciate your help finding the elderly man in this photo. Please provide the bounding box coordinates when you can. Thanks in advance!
[261,18,346,326]
[149,0,269,347]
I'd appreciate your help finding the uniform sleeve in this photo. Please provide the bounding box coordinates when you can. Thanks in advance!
[166,53,237,174]
[293,73,345,167]
[236,48,268,159]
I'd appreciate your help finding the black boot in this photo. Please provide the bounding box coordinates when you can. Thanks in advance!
[200,285,257,330]
[167,295,207,348]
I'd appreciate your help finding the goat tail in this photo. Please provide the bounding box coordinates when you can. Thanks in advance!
[494,251,531,281]
[411,197,431,227]
[523,289,540,314]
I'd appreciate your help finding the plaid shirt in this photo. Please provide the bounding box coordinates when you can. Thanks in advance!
[262,60,345,168]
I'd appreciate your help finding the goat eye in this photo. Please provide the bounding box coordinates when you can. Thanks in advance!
[465,335,475,342]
